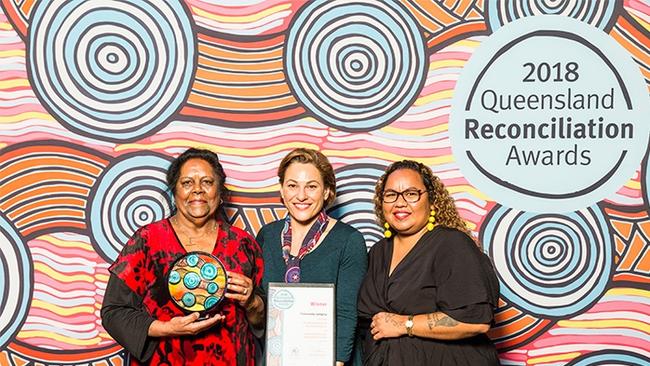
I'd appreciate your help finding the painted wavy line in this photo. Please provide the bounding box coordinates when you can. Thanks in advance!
[0,145,109,234]
[604,206,650,280]
[0,10,26,39]
[0,89,35,100]
[0,30,22,45]
[25,310,97,327]
[0,122,119,151]
[501,288,650,363]
[624,0,650,30]
[404,0,484,34]
[0,1,29,38]
[403,0,486,51]
[18,234,111,350]
[33,282,96,300]
[5,343,124,364]
[187,0,301,35]
[610,12,650,90]
[605,181,643,206]
[183,33,303,123]
[490,298,554,351]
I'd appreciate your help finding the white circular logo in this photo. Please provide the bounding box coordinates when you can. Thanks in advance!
[450,16,650,213]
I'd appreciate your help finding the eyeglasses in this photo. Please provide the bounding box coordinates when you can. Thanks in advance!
[382,189,425,203]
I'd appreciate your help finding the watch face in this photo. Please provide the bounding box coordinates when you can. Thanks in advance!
[406,319,414,327]
[167,251,228,314]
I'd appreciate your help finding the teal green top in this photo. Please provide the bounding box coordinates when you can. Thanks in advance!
[257,220,368,363]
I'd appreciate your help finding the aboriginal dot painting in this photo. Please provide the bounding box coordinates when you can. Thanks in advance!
[168,252,227,314]
[0,0,648,365]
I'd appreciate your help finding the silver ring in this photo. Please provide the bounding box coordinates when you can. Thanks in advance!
[243,288,248,295]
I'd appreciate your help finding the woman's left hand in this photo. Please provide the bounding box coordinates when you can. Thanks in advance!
[226,271,254,308]
[370,312,407,340]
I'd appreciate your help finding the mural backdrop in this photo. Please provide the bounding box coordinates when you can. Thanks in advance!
[0,0,648,365]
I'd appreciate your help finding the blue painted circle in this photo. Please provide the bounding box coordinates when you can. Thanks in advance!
[183,272,201,290]
[186,254,199,267]
[206,282,219,294]
[204,296,218,309]
[181,292,196,307]
[200,263,217,280]
[168,270,181,285]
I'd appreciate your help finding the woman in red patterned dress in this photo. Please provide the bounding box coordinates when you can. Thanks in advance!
[101,148,264,365]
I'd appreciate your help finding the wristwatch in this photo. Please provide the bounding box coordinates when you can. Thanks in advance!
[405,315,414,337]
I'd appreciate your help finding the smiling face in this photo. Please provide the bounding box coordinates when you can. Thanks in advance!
[174,158,220,222]
[382,168,432,236]
[281,162,330,227]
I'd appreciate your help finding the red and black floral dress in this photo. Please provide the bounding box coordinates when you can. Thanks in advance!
[102,218,263,366]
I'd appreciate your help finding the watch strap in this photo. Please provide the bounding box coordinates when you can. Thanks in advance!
[406,314,414,337]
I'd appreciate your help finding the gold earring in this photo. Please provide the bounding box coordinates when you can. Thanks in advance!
[383,222,392,238]
[427,209,436,231]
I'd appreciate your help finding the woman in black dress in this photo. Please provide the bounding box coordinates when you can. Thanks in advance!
[357,160,500,365]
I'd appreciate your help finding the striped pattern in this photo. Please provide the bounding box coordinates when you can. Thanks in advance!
[0,12,117,149]
[624,0,650,31]
[604,206,650,284]
[181,33,304,124]
[0,144,108,236]
[225,197,286,236]
[404,0,487,50]
[186,0,302,35]
[2,343,124,365]
[16,233,113,349]
[499,288,650,364]
[605,168,644,206]
[0,0,32,39]
[610,11,650,92]
[489,299,554,351]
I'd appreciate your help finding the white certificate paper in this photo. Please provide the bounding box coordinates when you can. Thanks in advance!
[266,283,335,366]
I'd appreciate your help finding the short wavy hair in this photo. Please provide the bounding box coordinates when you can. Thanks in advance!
[277,148,336,207]
[166,148,229,216]
[374,160,472,238]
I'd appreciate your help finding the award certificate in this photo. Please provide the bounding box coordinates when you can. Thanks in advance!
[265,283,335,366]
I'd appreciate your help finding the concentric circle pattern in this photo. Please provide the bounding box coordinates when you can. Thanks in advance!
[481,205,613,318]
[285,0,426,131]
[88,154,172,262]
[487,0,618,31]
[0,214,32,349]
[28,0,196,142]
[329,164,385,246]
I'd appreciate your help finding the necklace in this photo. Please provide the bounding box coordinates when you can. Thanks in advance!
[171,216,217,247]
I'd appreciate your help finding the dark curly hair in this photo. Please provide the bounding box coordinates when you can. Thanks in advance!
[166,148,229,216]
[374,160,473,240]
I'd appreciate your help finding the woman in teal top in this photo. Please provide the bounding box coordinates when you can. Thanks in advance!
[256,148,368,365]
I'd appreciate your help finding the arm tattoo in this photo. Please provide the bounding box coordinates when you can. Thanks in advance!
[426,312,458,330]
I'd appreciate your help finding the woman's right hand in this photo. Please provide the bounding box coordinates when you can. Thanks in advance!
[148,312,225,337]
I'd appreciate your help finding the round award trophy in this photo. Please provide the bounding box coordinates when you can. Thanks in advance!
[167,252,228,316]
